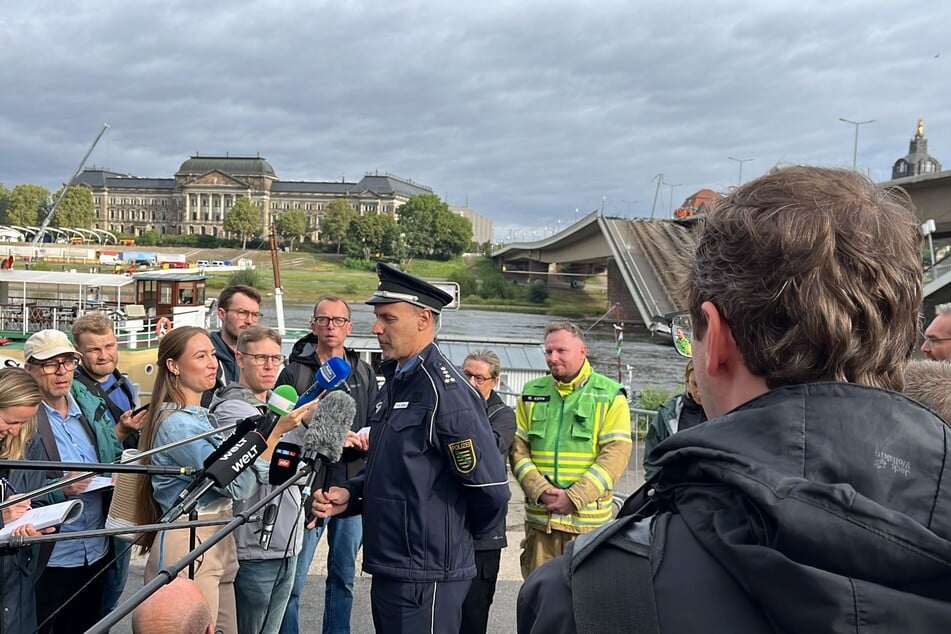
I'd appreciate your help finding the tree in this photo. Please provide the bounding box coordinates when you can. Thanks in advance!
[396,194,439,258]
[319,199,355,253]
[52,185,96,228]
[274,208,307,250]
[0,183,9,223]
[396,194,472,260]
[6,184,49,226]
[344,214,395,260]
[433,212,472,260]
[224,196,262,249]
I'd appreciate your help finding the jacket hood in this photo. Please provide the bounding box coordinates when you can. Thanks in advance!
[652,382,951,630]
[287,332,320,369]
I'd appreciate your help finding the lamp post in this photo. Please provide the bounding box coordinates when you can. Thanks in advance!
[922,219,937,277]
[839,117,875,170]
[665,182,682,216]
[727,156,754,186]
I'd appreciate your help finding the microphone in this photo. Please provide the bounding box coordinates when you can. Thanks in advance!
[295,357,352,408]
[164,385,299,520]
[268,441,302,485]
[259,502,279,549]
[300,390,356,525]
[160,429,269,522]
[258,384,299,438]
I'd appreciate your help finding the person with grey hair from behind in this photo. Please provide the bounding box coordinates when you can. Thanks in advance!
[903,359,951,426]
[920,303,951,361]
[132,577,214,634]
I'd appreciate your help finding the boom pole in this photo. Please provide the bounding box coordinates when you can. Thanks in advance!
[31,123,110,248]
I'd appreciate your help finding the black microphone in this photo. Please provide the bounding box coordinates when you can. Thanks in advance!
[295,357,352,409]
[299,391,356,525]
[160,429,269,522]
[268,441,302,485]
[259,502,279,549]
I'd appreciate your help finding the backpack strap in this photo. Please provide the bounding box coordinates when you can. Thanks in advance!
[569,512,665,634]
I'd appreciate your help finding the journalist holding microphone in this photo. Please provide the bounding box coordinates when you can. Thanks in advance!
[134,326,314,634]
[0,367,53,634]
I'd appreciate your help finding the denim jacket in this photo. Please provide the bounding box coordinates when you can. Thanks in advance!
[149,404,267,514]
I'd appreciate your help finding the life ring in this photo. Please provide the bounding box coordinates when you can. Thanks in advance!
[155,317,172,338]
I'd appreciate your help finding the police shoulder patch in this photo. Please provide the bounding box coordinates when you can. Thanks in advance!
[448,438,477,473]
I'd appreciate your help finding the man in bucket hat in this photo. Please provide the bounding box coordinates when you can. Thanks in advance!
[313,262,510,633]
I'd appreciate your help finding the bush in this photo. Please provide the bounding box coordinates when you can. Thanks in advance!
[479,276,517,300]
[449,267,478,298]
[343,257,376,272]
[525,280,549,303]
[227,268,260,289]
[635,385,675,411]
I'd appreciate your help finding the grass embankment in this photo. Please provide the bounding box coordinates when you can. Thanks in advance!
[205,253,608,316]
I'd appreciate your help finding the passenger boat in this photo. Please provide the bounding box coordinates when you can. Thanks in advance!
[0,267,549,405]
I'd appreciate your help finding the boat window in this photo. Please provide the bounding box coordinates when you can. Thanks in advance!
[179,284,195,305]
[160,284,171,304]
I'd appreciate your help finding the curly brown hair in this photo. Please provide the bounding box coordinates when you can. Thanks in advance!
[683,166,921,391]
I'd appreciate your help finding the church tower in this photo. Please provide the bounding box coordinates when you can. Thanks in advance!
[892,118,941,179]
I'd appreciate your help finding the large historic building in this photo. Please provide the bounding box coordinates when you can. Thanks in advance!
[73,156,437,241]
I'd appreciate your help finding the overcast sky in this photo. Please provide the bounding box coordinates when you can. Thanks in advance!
[1,1,947,241]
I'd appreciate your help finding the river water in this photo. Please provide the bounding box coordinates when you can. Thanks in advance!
[268,301,687,395]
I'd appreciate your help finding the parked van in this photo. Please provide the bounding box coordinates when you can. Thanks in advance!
[211,260,226,267]
[196,259,210,267]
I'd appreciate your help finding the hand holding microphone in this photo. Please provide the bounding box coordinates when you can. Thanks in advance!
[299,390,357,526]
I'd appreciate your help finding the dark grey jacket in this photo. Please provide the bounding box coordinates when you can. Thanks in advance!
[474,390,515,551]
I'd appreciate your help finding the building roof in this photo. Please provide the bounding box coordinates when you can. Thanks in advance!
[271,181,355,194]
[177,156,277,178]
[351,173,433,198]
[73,170,175,190]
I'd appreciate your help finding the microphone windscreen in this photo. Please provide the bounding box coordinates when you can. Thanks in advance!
[316,357,351,391]
[304,391,357,464]
[267,384,299,417]
[268,441,301,485]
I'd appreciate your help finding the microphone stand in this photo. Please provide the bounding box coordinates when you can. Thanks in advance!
[85,463,314,634]
[1,514,264,547]
[0,421,239,510]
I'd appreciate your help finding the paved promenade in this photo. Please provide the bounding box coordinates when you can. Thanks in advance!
[111,453,646,633]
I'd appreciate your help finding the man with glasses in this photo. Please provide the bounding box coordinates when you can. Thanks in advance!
[921,303,951,360]
[24,329,124,633]
[511,321,632,579]
[518,167,951,632]
[204,284,263,406]
[209,326,309,634]
[277,295,378,634]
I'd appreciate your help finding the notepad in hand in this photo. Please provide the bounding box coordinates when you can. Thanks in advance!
[0,499,84,540]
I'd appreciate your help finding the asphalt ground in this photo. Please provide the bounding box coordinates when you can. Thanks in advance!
[109,452,646,633]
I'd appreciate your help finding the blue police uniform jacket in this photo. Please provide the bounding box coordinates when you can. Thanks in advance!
[345,342,510,582]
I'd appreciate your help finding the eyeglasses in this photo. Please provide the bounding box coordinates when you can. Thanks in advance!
[35,358,80,375]
[922,335,951,346]
[225,308,263,321]
[670,312,693,358]
[311,316,350,327]
[239,353,285,367]
[463,370,495,385]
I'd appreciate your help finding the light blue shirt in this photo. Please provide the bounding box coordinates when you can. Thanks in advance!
[44,396,109,567]
[149,403,267,515]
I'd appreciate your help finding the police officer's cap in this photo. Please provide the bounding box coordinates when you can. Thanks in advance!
[366,262,453,313]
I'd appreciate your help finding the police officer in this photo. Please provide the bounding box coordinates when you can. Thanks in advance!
[313,262,510,634]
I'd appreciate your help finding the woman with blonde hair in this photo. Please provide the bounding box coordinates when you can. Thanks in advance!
[135,326,308,634]
[0,367,53,633]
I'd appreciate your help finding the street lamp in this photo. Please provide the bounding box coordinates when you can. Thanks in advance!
[728,156,754,186]
[839,117,875,170]
[922,219,937,276]
[665,182,682,216]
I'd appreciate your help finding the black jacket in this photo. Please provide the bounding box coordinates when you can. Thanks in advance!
[347,343,510,582]
[202,330,239,408]
[474,390,515,551]
[518,382,951,633]
[0,437,47,634]
[276,333,379,484]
